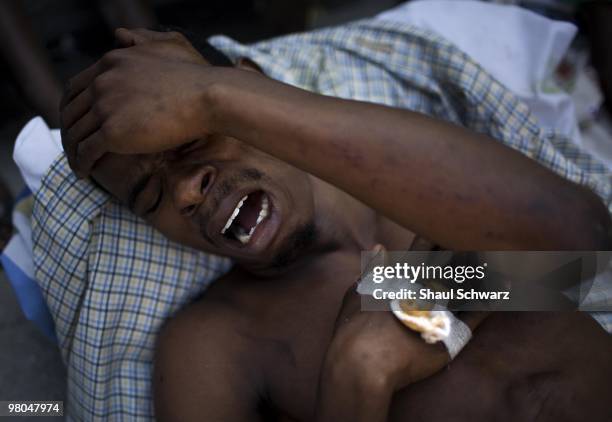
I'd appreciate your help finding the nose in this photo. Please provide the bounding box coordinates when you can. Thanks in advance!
[169,165,216,217]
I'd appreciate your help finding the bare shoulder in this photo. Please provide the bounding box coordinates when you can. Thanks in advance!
[153,272,265,421]
[156,268,264,353]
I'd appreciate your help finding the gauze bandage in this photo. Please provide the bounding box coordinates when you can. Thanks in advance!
[356,251,472,360]
[390,299,472,359]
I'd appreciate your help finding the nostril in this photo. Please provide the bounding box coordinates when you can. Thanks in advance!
[201,172,212,193]
[181,204,196,216]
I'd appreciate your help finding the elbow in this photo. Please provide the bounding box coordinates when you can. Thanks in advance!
[583,194,612,250]
[553,187,612,250]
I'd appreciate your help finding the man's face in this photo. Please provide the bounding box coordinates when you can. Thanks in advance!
[92,135,317,271]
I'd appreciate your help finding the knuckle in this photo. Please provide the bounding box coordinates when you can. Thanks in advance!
[92,73,115,95]
[340,334,375,362]
[100,53,112,65]
[332,337,392,387]
[99,122,115,139]
[92,75,107,92]
[92,99,111,118]
[91,103,103,118]
[169,31,186,42]
[101,49,122,65]
[99,123,113,138]
[100,121,114,135]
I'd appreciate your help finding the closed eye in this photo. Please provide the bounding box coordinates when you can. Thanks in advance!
[145,182,163,215]
[176,139,200,154]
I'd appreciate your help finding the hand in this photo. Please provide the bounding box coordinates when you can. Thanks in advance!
[60,29,217,177]
[315,245,488,422]
[330,246,487,387]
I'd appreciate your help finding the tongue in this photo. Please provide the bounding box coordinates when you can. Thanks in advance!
[235,191,264,232]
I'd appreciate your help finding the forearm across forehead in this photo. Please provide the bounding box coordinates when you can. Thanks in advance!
[206,73,611,250]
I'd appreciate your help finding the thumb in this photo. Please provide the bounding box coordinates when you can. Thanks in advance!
[364,243,387,274]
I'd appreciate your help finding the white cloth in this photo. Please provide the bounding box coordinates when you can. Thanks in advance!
[13,117,63,193]
[5,117,63,287]
[376,0,582,144]
[390,299,472,359]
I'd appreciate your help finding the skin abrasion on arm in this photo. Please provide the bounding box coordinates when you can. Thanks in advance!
[58,32,610,251]
[207,71,612,251]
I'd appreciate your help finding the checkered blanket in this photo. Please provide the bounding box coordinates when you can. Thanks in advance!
[32,18,611,420]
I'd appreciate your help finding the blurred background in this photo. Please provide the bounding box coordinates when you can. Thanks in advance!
[0,0,610,416]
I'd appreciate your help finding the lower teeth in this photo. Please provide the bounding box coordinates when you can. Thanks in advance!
[228,195,270,245]
[233,225,256,245]
[232,225,248,244]
[237,229,251,244]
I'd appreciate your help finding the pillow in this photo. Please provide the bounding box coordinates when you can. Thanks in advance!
[32,155,232,419]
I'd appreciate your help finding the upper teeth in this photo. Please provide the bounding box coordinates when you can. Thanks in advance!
[221,194,270,245]
[256,196,269,226]
[221,195,247,234]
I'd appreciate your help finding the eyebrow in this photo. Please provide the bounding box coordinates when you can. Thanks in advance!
[127,172,152,212]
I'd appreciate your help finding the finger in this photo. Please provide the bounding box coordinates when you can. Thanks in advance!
[114,27,181,46]
[74,131,107,177]
[132,28,186,41]
[61,61,101,110]
[114,27,136,47]
[341,282,360,308]
[66,110,99,150]
[114,27,153,47]
[62,123,79,174]
[64,110,100,173]
[60,86,93,131]
[334,281,362,327]
[362,243,387,275]
[459,311,490,331]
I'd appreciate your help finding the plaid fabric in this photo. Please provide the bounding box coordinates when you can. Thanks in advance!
[32,157,232,419]
[210,19,611,206]
[32,18,611,420]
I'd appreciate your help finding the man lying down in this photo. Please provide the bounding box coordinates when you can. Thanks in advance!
[58,21,612,421]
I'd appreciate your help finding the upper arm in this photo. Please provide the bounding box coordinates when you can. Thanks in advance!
[153,303,263,422]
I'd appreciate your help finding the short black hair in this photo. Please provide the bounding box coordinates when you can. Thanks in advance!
[156,25,233,67]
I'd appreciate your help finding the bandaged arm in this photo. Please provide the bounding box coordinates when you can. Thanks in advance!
[313,300,488,422]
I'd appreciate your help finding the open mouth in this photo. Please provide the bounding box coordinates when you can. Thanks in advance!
[221,190,270,245]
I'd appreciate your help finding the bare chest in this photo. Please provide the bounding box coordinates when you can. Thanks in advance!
[241,252,362,420]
